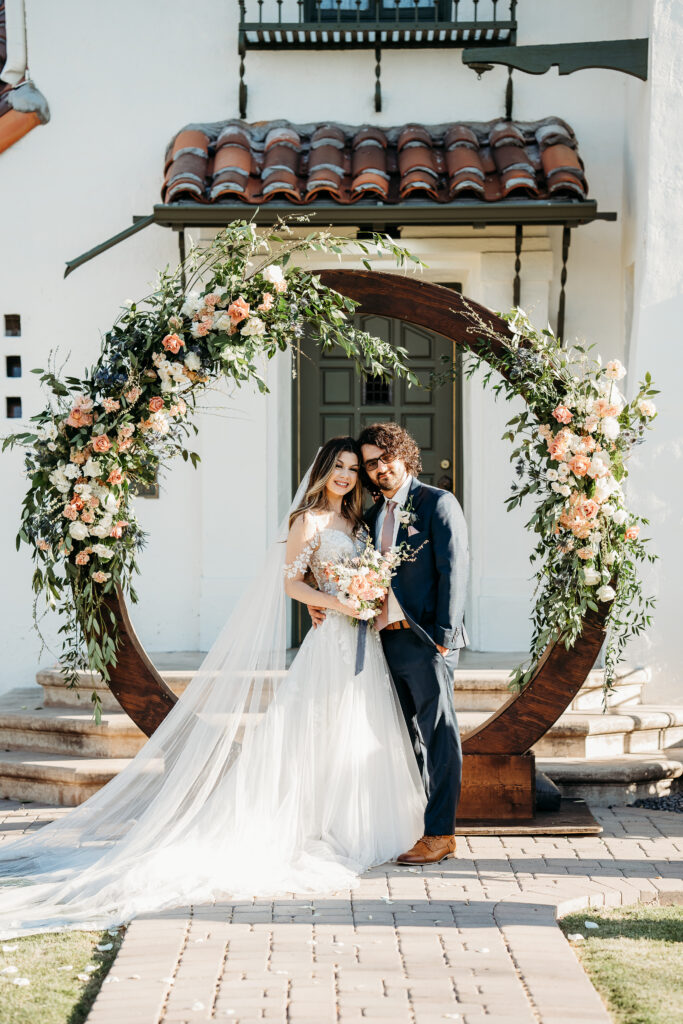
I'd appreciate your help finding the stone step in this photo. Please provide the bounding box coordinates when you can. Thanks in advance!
[0,687,147,758]
[539,753,683,806]
[458,705,683,758]
[36,661,646,715]
[0,750,131,807]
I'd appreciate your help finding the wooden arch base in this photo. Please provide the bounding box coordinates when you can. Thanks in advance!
[98,272,608,822]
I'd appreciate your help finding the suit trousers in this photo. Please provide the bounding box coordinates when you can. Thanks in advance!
[381,628,462,836]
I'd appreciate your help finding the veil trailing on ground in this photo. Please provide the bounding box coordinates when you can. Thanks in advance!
[0,463,334,937]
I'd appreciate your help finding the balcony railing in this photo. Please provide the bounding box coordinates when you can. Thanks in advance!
[238,0,518,49]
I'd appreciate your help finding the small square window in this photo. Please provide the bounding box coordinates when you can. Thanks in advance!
[6,356,21,378]
[4,315,21,337]
[6,397,22,418]
[362,375,393,406]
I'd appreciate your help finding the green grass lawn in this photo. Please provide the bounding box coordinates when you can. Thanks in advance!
[0,926,125,1024]
[559,905,683,1024]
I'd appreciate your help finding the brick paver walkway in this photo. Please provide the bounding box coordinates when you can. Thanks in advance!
[2,800,682,1024]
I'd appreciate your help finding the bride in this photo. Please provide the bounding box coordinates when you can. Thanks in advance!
[0,436,426,938]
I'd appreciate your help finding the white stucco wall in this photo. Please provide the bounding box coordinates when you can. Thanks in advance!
[0,0,658,692]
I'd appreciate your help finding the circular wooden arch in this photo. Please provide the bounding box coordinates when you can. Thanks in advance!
[101,271,607,755]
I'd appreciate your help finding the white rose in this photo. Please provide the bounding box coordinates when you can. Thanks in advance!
[597,584,616,602]
[180,292,203,317]
[605,359,626,381]
[84,458,101,478]
[551,481,561,493]
[583,567,601,586]
[241,317,266,337]
[546,469,558,482]
[593,475,616,503]
[637,399,657,417]
[604,550,618,565]
[213,312,233,334]
[601,417,620,440]
[557,463,571,481]
[601,503,616,518]
[91,543,113,559]
[160,378,175,393]
[261,264,286,287]
[63,463,80,479]
[612,508,627,526]
[190,321,204,340]
[68,521,90,541]
[104,493,119,514]
[559,484,571,497]
[184,351,201,372]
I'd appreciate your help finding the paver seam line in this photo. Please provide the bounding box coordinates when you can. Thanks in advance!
[155,906,193,1024]
[208,902,235,1019]
[489,899,543,1024]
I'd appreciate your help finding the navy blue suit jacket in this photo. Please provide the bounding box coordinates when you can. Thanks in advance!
[364,477,470,652]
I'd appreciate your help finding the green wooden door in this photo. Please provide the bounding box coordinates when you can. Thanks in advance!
[292,291,463,642]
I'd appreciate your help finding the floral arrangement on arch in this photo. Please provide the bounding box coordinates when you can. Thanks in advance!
[457,303,659,699]
[2,220,422,720]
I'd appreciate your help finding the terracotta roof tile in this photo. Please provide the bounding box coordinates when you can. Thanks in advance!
[161,116,588,207]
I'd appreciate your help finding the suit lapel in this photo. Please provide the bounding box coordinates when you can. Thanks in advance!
[395,476,423,547]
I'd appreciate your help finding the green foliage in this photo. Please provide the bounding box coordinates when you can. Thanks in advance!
[1,220,424,711]
[450,299,658,700]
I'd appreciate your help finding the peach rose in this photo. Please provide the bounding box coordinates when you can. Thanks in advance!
[91,434,112,453]
[571,520,593,539]
[257,292,274,312]
[92,571,111,584]
[548,437,569,461]
[70,449,88,465]
[162,333,185,354]
[65,407,93,429]
[75,551,90,565]
[204,292,222,307]
[62,504,79,521]
[37,539,50,552]
[568,454,591,478]
[80,510,94,524]
[552,405,573,425]
[579,499,599,519]
[110,520,129,539]
[107,468,124,485]
[148,396,165,413]
[124,385,142,404]
[625,524,640,540]
[88,496,100,508]
[195,316,213,337]
[102,397,121,413]
[593,398,619,418]
[577,548,594,560]
[228,297,250,324]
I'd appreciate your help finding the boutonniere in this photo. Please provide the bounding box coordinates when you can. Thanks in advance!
[396,498,419,536]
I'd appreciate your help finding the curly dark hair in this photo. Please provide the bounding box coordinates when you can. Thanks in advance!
[357,422,423,478]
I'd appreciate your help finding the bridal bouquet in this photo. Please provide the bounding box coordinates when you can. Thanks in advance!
[320,535,426,672]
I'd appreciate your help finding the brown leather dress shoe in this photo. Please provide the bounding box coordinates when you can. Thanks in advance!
[396,834,456,864]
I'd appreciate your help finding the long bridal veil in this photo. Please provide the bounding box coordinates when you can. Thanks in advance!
[0,463,351,937]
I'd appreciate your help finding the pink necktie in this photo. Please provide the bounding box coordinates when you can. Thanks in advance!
[375,500,397,631]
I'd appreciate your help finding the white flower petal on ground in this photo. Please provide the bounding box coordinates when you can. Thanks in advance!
[12,977,30,986]
[584,920,599,928]
[96,943,113,951]
[567,933,585,942]
[1,965,18,974]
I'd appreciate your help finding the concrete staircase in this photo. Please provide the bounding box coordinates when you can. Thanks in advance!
[0,654,681,807]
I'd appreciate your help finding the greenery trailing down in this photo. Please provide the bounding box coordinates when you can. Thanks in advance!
[0,925,125,1024]
[447,300,659,701]
[1,219,424,722]
[560,905,683,1024]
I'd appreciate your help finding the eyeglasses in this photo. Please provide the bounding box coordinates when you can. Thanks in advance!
[363,454,393,473]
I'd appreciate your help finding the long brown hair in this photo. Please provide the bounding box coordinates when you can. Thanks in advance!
[289,437,363,533]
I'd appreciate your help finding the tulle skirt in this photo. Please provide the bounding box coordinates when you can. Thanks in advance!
[0,612,426,938]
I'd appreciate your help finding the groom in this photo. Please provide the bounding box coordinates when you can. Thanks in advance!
[310,422,470,864]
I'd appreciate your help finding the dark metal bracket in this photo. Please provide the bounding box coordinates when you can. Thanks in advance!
[462,39,649,81]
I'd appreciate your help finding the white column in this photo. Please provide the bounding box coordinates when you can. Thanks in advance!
[624,0,683,702]
[461,247,554,651]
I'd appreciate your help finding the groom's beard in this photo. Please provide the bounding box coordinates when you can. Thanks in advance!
[377,468,408,496]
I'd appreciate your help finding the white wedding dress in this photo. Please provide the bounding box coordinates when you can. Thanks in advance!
[0,526,426,939]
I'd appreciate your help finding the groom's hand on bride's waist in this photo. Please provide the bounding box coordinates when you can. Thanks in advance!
[308,605,326,628]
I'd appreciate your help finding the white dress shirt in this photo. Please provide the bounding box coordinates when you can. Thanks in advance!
[375,475,413,626]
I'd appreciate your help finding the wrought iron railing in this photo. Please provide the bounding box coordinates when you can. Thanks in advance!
[237,1,517,115]
[238,1,517,47]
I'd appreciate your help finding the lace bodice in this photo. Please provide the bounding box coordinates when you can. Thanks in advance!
[284,527,365,597]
